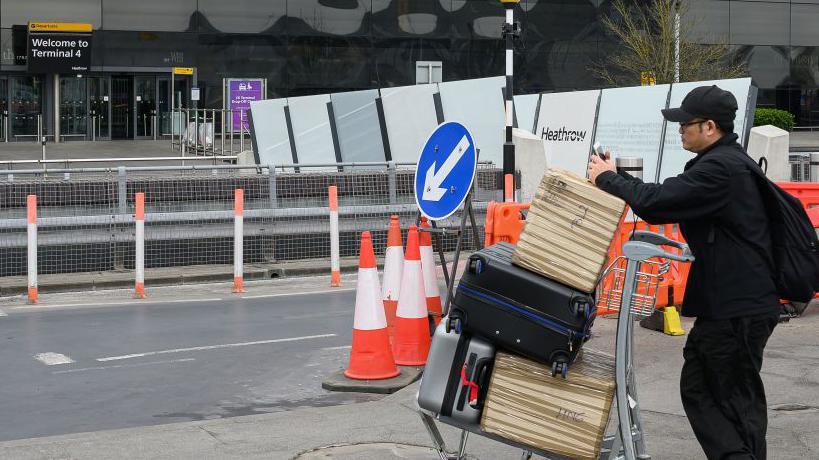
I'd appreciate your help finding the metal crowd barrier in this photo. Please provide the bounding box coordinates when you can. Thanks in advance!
[171,108,249,157]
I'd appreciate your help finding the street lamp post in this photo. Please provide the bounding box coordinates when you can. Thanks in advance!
[674,0,681,83]
[500,0,520,201]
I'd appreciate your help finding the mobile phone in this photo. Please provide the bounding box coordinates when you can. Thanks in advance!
[592,142,606,160]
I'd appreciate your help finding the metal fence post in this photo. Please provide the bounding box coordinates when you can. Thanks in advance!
[220,109,225,155]
[387,161,397,204]
[117,166,128,215]
[268,164,278,208]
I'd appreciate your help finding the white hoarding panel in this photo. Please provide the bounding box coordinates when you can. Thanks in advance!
[535,89,600,176]
[287,94,337,170]
[249,98,292,167]
[514,93,540,135]
[439,76,505,167]
[594,85,671,183]
[658,78,752,181]
[380,84,439,164]
[330,89,386,166]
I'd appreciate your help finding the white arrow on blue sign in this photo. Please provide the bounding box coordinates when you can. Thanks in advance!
[414,121,478,220]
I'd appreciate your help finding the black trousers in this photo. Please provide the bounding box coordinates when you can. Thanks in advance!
[680,311,779,460]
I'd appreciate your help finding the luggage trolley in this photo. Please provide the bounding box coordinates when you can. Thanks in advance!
[418,230,694,460]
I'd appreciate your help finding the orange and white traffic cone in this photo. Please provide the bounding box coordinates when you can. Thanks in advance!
[392,225,431,366]
[382,215,403,339]
[419,217,442,327]
[344,232,401,380]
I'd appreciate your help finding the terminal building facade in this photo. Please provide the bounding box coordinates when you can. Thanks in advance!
[0,0,817,142]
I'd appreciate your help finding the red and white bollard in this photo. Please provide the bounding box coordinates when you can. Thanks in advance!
[504,173,514,203]
[329,186,341,287]
[233,188,245,293]
[27,194,38,304]
[134,192,146,299]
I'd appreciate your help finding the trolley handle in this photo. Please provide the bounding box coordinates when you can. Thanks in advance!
[622,240,694,263]
[629,230,681,249]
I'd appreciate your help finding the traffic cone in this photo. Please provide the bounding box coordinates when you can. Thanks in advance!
[382,215,404,339]
[392,225,431,366]
[344,232,401,380]
[419,217,443,327]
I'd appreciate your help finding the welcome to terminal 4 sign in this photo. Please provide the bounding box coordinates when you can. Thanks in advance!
[27,22,92,73]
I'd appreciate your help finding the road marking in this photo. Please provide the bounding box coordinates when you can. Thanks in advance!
[34,352,75,365]
[241,288,355,299]
[53,358,196,374]
[322,345,352,351]
[96,333,338,362]
[0,309,6,317]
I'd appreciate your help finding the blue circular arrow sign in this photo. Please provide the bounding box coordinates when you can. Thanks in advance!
[414,121,478,220]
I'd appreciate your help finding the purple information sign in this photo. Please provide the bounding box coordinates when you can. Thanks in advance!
[228,79,264,131]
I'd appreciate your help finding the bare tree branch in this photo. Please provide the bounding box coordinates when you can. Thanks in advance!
[591,0,748,86]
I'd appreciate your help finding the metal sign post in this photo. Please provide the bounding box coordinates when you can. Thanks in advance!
[501,0,521,201]
[414,121,482,317]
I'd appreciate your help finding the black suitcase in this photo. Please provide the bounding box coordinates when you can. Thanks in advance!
[449,242,595,377]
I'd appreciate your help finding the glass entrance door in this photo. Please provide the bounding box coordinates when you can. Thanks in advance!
[10,76,43,141]
[89,77,110,140]
[0,77,7,142]
[158,77,171,137]
[59,76,88,141]
[111,76,132,139]
[135,76,156,139]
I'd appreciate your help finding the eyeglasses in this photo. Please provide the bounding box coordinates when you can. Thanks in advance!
[679,119,707,130]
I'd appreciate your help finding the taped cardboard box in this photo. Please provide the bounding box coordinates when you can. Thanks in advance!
[512,168,626,293]
[481,349,615,460]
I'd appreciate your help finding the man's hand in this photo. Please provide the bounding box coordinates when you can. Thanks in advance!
[587,151,616,185]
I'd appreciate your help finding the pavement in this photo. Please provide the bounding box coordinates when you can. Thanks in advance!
[0,274,816,459]
[0,139,234,169]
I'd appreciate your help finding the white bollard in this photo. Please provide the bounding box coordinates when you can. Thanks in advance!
[27,194,37,304]
[329,186,341,287]
[135,192,146,299]
[233,188,245,293]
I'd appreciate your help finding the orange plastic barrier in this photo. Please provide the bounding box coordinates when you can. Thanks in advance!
[483,201,530,247]
[779,182,819,211]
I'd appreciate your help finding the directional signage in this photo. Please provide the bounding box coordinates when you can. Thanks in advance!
[27,22,92,73]
[414,121,478,220]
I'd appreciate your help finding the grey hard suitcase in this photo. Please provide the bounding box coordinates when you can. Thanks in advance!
[417,322,495,424]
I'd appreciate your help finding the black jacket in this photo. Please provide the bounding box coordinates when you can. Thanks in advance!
[596,133,780,319]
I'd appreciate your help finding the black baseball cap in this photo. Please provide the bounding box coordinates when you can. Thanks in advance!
[661,85,738,124]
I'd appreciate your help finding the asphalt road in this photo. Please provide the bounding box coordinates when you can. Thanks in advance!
[0,281,383,442]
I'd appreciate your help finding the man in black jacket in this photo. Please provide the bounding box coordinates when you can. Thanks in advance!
[587,85,779,460]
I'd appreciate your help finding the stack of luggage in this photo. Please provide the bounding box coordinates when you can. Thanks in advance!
[418,168,627,459]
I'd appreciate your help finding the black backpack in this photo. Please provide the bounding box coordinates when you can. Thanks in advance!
[740,155,819,303]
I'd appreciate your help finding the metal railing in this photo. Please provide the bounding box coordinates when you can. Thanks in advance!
[0,163,503,280]
[171,108,250,157]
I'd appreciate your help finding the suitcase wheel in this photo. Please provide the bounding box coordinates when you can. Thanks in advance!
[446,313,463,334]
[551,361,569,379]
[572,300,592,320]
[468,258,484,275]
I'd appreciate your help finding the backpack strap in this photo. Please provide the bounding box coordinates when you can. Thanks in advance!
[758,157,768,175]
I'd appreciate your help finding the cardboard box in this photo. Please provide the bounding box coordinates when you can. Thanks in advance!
[512,168,626,293]
[481,349,616,460]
